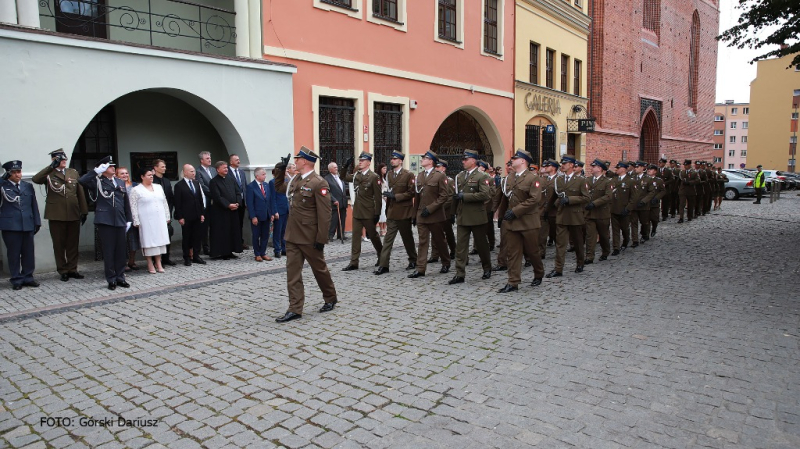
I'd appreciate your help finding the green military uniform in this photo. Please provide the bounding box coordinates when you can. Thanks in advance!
[678,160,699,221]
[694,163,707,218]
[452,157,493,280]
[342,152,383,269]
[647,168,666,236]
[31,150,89,278]
[656,160,674,220]
[610,165,636,253]
[376,153,417,272]
[629,165,655,245]
[669,161,681,217]
[705,164,715,213]
[410,152,450,276]
[584,161,613,263]
[431,165,456,261]
[550,159,591,275]
[539,167,559,259]
[491,172,508,269]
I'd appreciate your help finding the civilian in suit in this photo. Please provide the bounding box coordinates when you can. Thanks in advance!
[152,159,176,266]
[228,154,249,249]
[208,161,243,259]
[0,160,41,290]
[174,164,207,266]
[79,156,133,290]
[324,162,348,241]
[196,151,215,254]
[246,167,277,262]
[269,163,294,258]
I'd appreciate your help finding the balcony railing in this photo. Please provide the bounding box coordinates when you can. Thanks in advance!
[38,0,236,56]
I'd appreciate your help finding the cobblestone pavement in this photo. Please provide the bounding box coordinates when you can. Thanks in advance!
[0,195,799,448]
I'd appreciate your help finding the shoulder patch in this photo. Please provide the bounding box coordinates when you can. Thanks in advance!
[485,179,490,185]
[535,181,540,188]
[444,178,448,184]
[320,188,328,196]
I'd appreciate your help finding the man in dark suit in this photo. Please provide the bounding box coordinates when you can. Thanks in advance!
[228,154,249,249]
[324,162,348,241]
[79,156,132,290]
[209,161,243,259]
[196,151,215,255]
[0,160,42,290]
[270,163,293,258]
[246,167,276,262]
[152,159,176,266]
[173,164,207,266]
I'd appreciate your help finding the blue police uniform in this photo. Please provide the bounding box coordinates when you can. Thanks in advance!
[0,162,41,288]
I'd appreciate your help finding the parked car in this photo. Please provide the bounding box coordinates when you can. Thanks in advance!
[776,171,799,190]
[722,171,756,200]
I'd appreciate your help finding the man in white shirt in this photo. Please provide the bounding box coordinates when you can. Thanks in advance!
[323,162,348,241]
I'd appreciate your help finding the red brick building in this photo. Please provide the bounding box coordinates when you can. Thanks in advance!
[586,0,719,163]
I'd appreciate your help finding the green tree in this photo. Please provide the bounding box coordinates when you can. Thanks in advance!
[717,0,800,68]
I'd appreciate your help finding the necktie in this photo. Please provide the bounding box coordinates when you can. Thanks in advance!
[260,182,265,197]
[188,180,195,194]
[233,169,240,185]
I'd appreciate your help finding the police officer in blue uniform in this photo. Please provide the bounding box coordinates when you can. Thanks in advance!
[0,160,42,290]
[79,156,133,290]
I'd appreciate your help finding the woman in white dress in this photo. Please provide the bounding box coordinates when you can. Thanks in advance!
[129,168,171,274]
[377,163,388,237]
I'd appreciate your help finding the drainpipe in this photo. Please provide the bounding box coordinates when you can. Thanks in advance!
[234,0,250,57]
[16,0,40,28]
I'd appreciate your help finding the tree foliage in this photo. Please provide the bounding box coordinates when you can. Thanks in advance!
[717,0,800,68]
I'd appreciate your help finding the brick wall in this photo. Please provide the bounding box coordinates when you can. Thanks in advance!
[587,0,719,164]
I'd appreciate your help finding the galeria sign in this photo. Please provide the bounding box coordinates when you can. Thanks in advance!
[524,92,562,115]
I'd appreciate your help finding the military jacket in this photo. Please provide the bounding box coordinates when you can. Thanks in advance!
[630,174,656,211]
[586,175,613,220]
[499,170,541,231]
[610,174,636,214]
[696,169,708,194]
[285,171,332,245]
[677,169,699,196]
[343,169,382,219]
[414,169,449,224]
[491,176,506,217]
[717,173,728,191]
[444,176,455,219]
[650,177,666,208]
[541,175,558,215]
[656,167,674,193]
[385,168,416,220]
[0,180,41,232]
[79,172,132,227]
[32,166,88,221]
[670,167,681,192]
[553,174,590,225]
[453,169,491,226]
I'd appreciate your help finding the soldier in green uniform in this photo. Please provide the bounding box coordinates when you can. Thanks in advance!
[491,160,511,271]
[408,151,450,278]
[714,167,728,211]
[694,160,707,218]
[32,149,88,282]
[375,151,417,275]
[538,160,559,259]
[497,150,544,292]
[647,165,666,237]
[669,159,680,217]
[476,160,496,252]
[584,159,612,264]
[629,161,655,247]
[449,150,493,284]
[678,159,699,223]
[656,157,674,221]
[546,156,590,277]
[610,162,635,256]
[706,162,716,213]
[429,160,456,264]
[341,152,383,271]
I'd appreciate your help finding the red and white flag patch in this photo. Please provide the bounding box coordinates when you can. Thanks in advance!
[320,188,328,196]
[535,181,540,188]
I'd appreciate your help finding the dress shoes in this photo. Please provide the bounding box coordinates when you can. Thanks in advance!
[67,272,84,279]
[584,259,593,265]
[184,259,193,266]
[12,284,22,291]
[469,249,478,255]
[255,256,263,262]
[642,237,649,242]
[274,253,282,259]
[448,276,465,285]
[631,242,639,248]
[449,252,455,259]
[489,246,495,252]
[263,255,273,261]
[481,270,491,280]
[163,258,177,266]
[116,280,130,288]
[524,261,532,268]
[281,250,287,256]
[407,271,425,278]
[192,257,207,265]
[498,284,518,293]
[439,265,450,274]
[60,273,69,282]
[275,311,301,323]
[427,257,439,263]
[405,262,416,270]
[342,264,359,271]
[22,280,40,287]
[567,246,575,253]
[108,282,116,290]
[575,266,584,273]
[492,265,507,272]
[530,278,542,287]
[651,229,657,237]
[545,270,562,278]
[375,260,380,267]
[611,250,620,256]
[319,302,336,313]
[599,255,608,261]
[374,266,389,275]
[547,240,554,247]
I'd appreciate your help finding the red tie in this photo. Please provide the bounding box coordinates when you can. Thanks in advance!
[260,183,265,197]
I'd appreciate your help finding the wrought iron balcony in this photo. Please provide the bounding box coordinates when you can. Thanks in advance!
[38,0,236,56]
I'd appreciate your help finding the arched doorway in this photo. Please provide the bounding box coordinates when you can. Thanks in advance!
[639,110,660,162]
[430,110,493,177]
[524,116,557,166]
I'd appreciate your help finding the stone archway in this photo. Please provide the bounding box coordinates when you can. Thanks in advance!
[639,109,660,162]
[429,107,502,177]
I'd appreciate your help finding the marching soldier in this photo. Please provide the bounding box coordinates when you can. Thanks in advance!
[408,151,450,278]
[32,149,88,282]
[429,160,456,264]
[275,147,338,323]
[714,167,728,211]
[476,160,496,252]
[694,160,707,218]
[584,159,612,264]
[539,160,559,259]
[647,165,667,237]
[375,151,417,275]
[610,162,635,256]
[656,157,674,221]
[629,161,655,247]
[492,160,512,271]
[678,159,699,223]
[705,162,716,214]
[668,159,680,217]
[1,161,42,290]
[449,150,493,284]
[547,156,590,277]
[78,156,132,290]
[341,152,383,271]
[497,150,544,292]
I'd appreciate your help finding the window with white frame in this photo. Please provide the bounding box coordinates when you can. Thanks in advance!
[731,107,738,115]
[368,0,407,31]
[481,0,504,58]
[742,121,748,129]
[728,164,734,169]
[742,136,748,143]
[730,136,736,143]
[728,150,734,157]
[743,107,749,114]
[714,115,724,121]
[714,143,723,149]
[714,157,722,163]
[730,122,737,129]
[436,0,464,48]
[714,130,723,135]
[315,0,363,19]
[741,150,747,157]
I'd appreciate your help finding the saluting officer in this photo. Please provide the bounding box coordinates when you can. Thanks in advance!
[341,152,383,271]
[497,150,544,293]
[449,150,493,285]
[79,156,133,290]
[408,151,450,278]
[276,147,338,323]
[584,159,613,264]
[375,151,418,275]
[1,161,42,290]
[656,157,674,221]
[610,162,635,256]
[647,165,667,237]
[678,159,699,223]
[547,156,590,277]
[32,149,88,282]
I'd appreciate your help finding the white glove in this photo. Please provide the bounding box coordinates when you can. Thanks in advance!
[126,222,132,232]
[94,163,110,174]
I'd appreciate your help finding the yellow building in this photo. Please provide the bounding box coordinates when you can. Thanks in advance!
[514,0,590,166]
[748,53,800,171]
